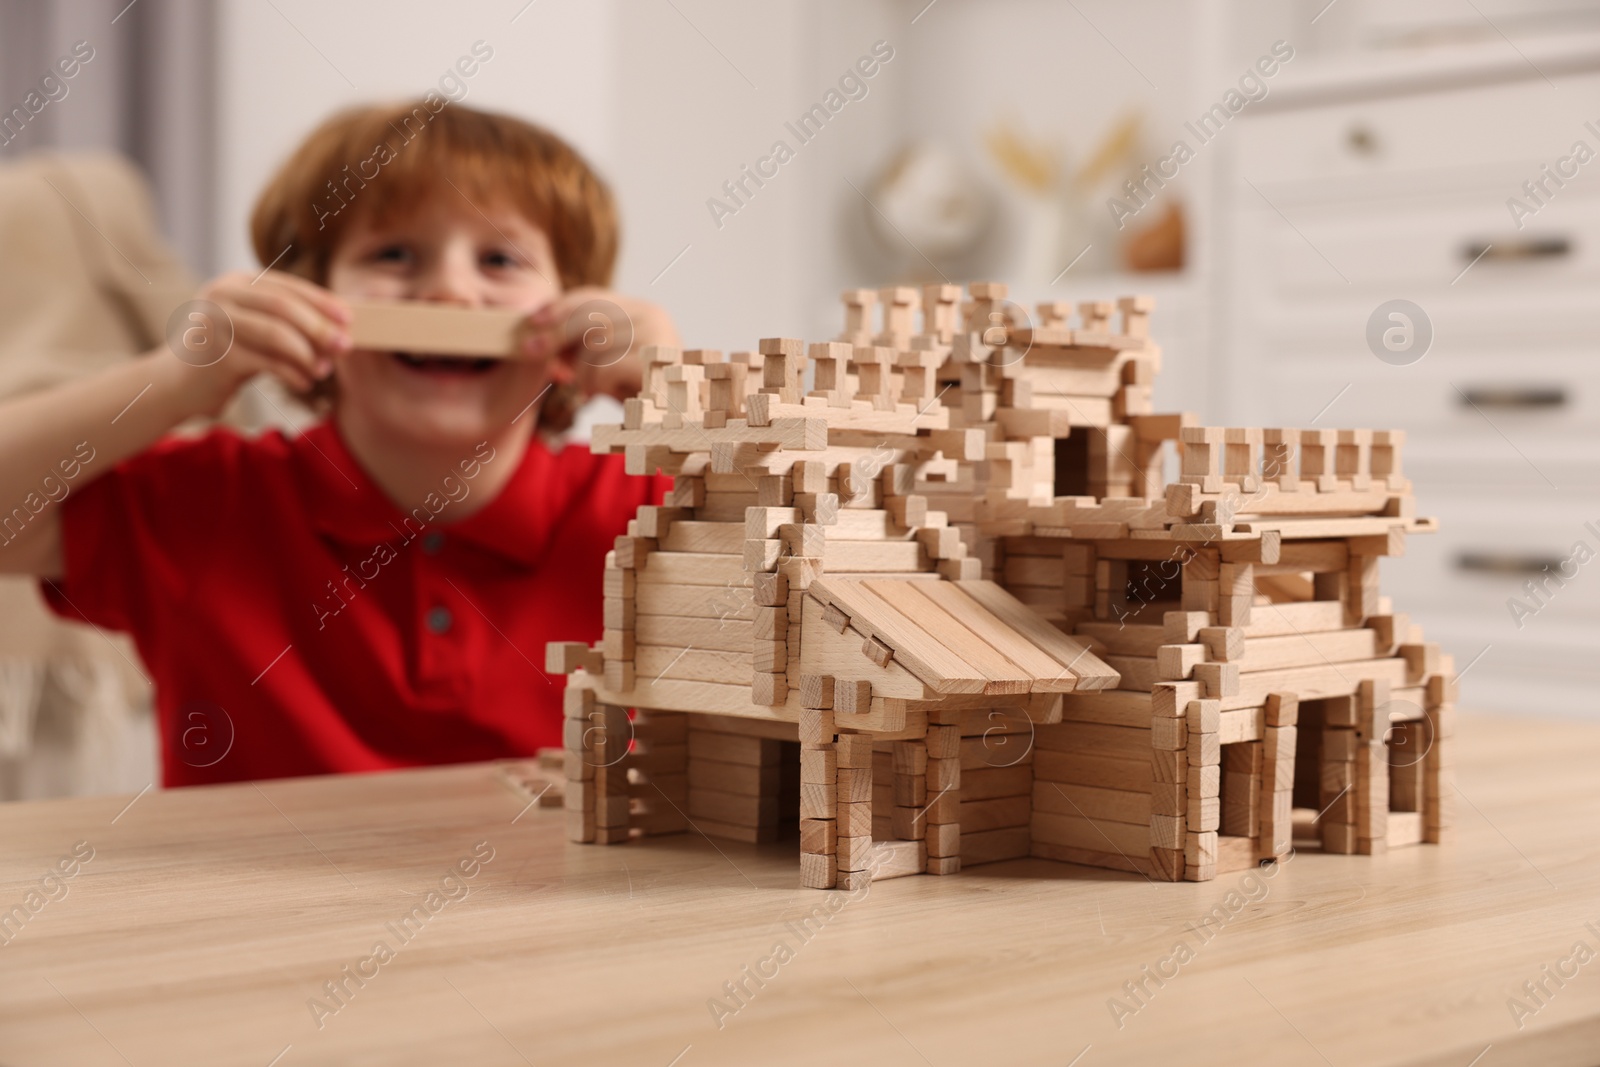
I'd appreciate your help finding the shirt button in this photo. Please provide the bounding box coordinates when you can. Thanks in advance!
[426,606,453,634]
[422,531,445,555]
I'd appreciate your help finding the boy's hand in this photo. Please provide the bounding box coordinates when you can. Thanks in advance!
[519,289,679,400]
[171,271,352,411]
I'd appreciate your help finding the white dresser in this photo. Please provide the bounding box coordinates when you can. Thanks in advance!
[1220,38,1600,717]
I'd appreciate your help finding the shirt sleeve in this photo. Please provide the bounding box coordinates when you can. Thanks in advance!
[40,430,246,635]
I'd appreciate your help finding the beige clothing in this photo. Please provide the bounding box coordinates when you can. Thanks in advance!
[0,152,192,798]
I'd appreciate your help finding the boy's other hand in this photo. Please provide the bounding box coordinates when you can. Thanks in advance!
[520,289,679,401]
[173,271,352,411]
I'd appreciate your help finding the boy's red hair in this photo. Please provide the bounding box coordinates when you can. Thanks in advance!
[250,100,618,290]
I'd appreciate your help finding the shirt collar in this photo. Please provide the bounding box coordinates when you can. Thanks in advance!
[293,420,560,568]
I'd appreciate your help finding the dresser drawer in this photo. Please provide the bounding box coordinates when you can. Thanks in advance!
[1240,286,1600,356]
[1225,52,1600,719]
[1385,487,1600,627]
[1390,487,1600,716]
[1237,70,1600,192]
[1402,610,1600,716]
[1255,351,1600,450]
[1245,191,1600,298]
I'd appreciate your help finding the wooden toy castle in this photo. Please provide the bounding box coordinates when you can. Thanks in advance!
[546,283,1456,888]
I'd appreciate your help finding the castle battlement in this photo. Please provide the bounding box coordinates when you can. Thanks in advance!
[548,282,1453,887]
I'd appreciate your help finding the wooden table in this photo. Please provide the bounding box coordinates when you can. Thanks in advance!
[1,711,1597,1067]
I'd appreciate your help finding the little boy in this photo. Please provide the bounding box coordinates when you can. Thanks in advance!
[0,101,676,785]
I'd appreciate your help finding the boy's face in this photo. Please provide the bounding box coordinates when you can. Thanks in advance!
[326,195,561,447]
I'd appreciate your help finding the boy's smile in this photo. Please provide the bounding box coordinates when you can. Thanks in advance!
[391,353,499,376]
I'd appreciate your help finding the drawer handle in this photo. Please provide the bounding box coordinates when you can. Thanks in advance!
[1462,237,1571,262]
[1457,385,1567,409]
[1457,552,1566,577]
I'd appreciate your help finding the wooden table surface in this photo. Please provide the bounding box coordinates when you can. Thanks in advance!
[1,711,1597,1067]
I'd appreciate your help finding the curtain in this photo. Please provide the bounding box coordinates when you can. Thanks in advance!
[0,0,218,798]
[0,0,217,275]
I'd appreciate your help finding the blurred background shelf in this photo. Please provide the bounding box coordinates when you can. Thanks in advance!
[2,0,1598,797]
[1222,23,1600,722]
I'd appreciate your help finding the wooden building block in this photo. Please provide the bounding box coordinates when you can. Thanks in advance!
[1199,626,1245,661]
[1354,739,1388,842]
[602,597,634,632]
[1156,643,1204,680]
[837,766,872,805]
[1262,726,1296,791]
[801,747,837,784]
[1258,787,1292,860]
[613,536,654,570]
[893,776,927,808]
[689,788,779,827]
[926,724,960,760]
[1186,764,1220,807]
[800,852,836,889]
[1221,744,1262,838]
[1388,726,1427,809]
[750,635,784,673]
[545,642,595,675]
[751,672,787,705]
[1150,847,1183,881]
[862,635,894,668]
[1401,642,1441,684]
[1357,677,1391,740]
[870,839,928,880]
[565,807,596,843]
[800,817,837,854]
[1264,692,1299,727]
[837,835,873,872]
[1150,814,1184,850]
[349,300,523,357]
[1183,831,1217,881]
[1150,782,1185,817]
[1194,662,1240,699]
[838,869,872,891]
[886,803,916,840]
[752,571,789,607]
[1322,823,1358,854]
[754,605,788,641]
[1152,717,1187,751]
[799,674,835,711]
[839,288,877,341]
[800,780,836,821]
[961,826,1032,866]
[892,743,927,776]
[836,734,873,769]
[601,659,630,694]
[1186,793,1219,831]
[835,679,872,715]
[602,569,636,599]
[1188,699,1221,735]
[1153,682,1201,718]
[807,340,853,407]
[925,821,961,858]
[689,731,782,766]
[1347,554,1381,625]
[1163,612,1210,644]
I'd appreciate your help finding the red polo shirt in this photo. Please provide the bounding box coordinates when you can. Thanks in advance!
[42,421,665,787]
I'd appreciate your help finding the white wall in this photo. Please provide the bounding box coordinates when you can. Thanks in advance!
[214,0,617,273]
[611,0,821,351]
[211,0,1214,395]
